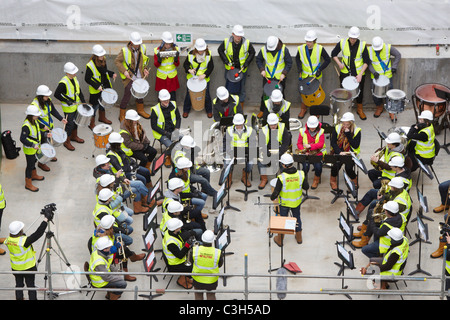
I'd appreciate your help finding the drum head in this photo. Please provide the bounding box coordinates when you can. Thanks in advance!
[187,77,207,92]
[77,104,94,116]
[331,89,353,101]
[342,76,359,90]
[51,128,67,142]
[386,89,406,100]
[132,79,150,93]
[373,75,390,87]
[298,77,320,95]
[93,124,112,136]
[270,178,277,188]
[263,80,283,97]
[415,83,450,104]
[40,143,56,157]
[101,88,118,103]
[226,68,243,83]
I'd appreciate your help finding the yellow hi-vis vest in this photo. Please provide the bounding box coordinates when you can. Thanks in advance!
[150,102,178,139]
[298,43,323,79]
[22,119,41,155]
[162,233,186,265]
[86,60,112,94]
[154,46,179,80]
[261,45,286,80]
[4,236,36,271]
[31,97,54,132]
[380,237,409,276]
[382,148,405,180]
[58,75,81,113]
[393,189,412,232]
[88,250,113,288]
[119,45,149,80]
[339,39,367,75]
[187,50,212,82]
[414,125,435,159]
[227,126,253,148]
[92,202,119,228]
[369,43,392,79]
[223,37,250,72]
[277,170,304,208]
[192,245,221,284]
[0,184,5,209]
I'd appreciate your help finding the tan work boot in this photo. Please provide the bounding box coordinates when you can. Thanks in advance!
[98,110,112,124]
[136,102,151,119]
[177,275,193,289]
[241,169,251,187]
[330,175,338,191]
[25,178,39,192]
[123,268,136,282]
[226,173,233,188]
[257,111,264,118]
[70,128,84,144]
[133,200,148,214]
[297,102,308,119]
[352,235,370,248]
[356,103,367,120]
[31,169,44,181]
[433,204,450,213]
[38,162,50,172]
[119,108,126,122]
[353,223,367,238]
[295,231,303,244]
[274,234,284,247]
[258,175,268,190]
[430,238,446,258]
[64,137,75,151]
[373,105,384,118]
[311,175,321,189]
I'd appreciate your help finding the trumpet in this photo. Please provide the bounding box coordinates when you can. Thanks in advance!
[121,181,136,199]
[117,231,127,263]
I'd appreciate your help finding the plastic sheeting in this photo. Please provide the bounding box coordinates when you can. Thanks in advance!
[0,0,448,45]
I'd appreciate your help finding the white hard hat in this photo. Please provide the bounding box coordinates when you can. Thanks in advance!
[201,230,215,244]
[9,221,24,235]
[95,154,110,167]
[388,156,404,168]
[385,132,401,144]
[195,38,207,51]
[348,26,360,39]
[387,227,403,241]
[270,89,283,103]
[130,32,143,45]
[180,135,196,148]
[418,110,433,121]
[36,85,52,96]
[307,116,319,128]
[340,112,355,122]
[167,201,184,213]
[266,36,279,51]
[99,174,115,187]
[305,30,317,42]
[25,104,42,116]
[267,113,279,125]
[388,177,404,189]
[176,157,193,169]
[64,62,78,74]
[216,86,229,101]
[233,113,245,125]
[99,215,115,229]
[167,218,183,231]
[108,132,124,144]
[372,36,384,51]
[279,153,294,165]
[168,177,184,190]
[383,201,399,214]
[98,188,114,202]
[161,31,174,43]
[96,236,113,250]
[232,25,244,37]
[125,109,141,121]
[158,89,171,101]
[92,44,106,56]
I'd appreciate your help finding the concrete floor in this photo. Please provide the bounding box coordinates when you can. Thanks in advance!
[0,99,448,300]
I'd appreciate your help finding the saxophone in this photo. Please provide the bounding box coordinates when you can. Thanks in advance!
[372,179,390,223]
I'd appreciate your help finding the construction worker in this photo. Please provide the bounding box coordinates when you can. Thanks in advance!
[369,36,401,121]
[258,113,291,189]
[4,217,48,300]
[85,44,116,128]
[31,84,67,170]
[154,31,181,101]
[115,31,150,121]
[212,86,243,123]
[20,105,48,192]
[297,115,326,189]
[256,35,292,118]
[0,184,5,255]
[270,153,308,245]
[218,24,255,109]
[162,218,194,289]
[54,62,87,151]
[261,89,291,127]
[296,30,331,119]
[191,230,223,300]
[88,236,127,300]
[331,26,370,120]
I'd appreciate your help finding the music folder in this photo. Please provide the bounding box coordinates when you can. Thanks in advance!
[268,216,296,235]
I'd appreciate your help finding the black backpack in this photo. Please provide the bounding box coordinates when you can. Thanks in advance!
[1,130,21,159]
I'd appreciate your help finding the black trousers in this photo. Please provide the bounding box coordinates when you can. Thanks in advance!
[13,266,37,300]
[25,154,37,178]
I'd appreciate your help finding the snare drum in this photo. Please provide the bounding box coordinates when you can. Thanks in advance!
[330,89,353,119]
[342,76,360,99]
[372,75,390,98]
[92,124,113,149]
[131,79,150,99]
[263,79,283,97]
[187,77,207,111]
[50,128,67,148]
[99,88,118,108]
[74,104,94,127]
[36,143,56,164]
[299,77,325,106]
[385,89,407,114]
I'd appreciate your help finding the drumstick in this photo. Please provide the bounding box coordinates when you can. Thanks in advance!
[63,114,68,131]
[306,75,316,85]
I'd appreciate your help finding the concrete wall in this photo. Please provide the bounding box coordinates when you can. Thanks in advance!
[0,42,449,109]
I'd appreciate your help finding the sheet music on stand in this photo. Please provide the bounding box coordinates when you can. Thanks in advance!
[350,151,367,175]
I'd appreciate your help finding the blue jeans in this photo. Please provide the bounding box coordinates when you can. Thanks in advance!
[279,205,302,232]
[191,192,207,212]
[302,161,323,177]
[362,240,380,258]
[129,180,148,202]
[439,180,450,205]
[191,167,217,197]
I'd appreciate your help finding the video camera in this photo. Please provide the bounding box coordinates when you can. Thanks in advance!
[40,203,57,222]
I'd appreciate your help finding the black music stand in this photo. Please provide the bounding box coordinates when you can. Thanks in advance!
[334,242,354,300]
[373,125,387,149]
[292,153,321,203]
[139,226,163,300]
[323,154,353,204]
[216,226,232,286]
[337,211,356,250]
[408,213,432,277]
[218,158,240,212]
[234,148,258,201]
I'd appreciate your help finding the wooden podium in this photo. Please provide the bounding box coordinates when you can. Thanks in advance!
[268,216,297,235]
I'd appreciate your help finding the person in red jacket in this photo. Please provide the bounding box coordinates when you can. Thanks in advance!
[296,116,326,189]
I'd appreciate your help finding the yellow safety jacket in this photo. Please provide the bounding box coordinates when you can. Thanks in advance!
[31,97,54,132]
[261,44,286,80]
[277,170,304,208]
[119,44,149,80]
[88,250,114,288]
[192,245,221,284]
[58,76,81,113]
[299,127,327,155]
[162,233,186,265]
[86,60,112,94]
[414,125,435,159]
[0,184,5,209]
[151,102,178,139]
[154,46,179,80]
[298,43,323,79]
[187,50,212,82]
[369,43,392,79]
[21,119,41,155]
[339,39,367,75]
[4,236,36,271]
[223,37,250,72]
[380,237,409,276]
